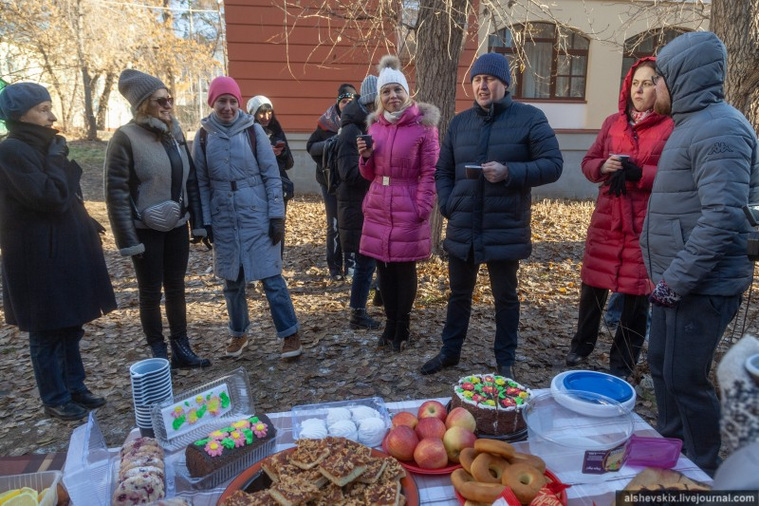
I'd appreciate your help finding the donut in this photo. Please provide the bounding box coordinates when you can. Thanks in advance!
[474,438,516,460]
[501,462,547,505]
[470,452,510,484]
[509,451,547,473]
[451,469,506,504]
[459,447,478,473]
[464,501,493,506]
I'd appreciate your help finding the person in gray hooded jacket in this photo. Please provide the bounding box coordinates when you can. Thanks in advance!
[640,31,759,475]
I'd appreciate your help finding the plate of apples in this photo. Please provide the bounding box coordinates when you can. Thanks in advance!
[382,400,478,475]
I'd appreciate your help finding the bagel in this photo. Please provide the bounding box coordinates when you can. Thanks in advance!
[451,468,506,503]
[459,447,478,473]
[501,462,547,505]
[464,501,493,506]
[474,438,516,460]
[470,452,510,484]
[510,451,547,473]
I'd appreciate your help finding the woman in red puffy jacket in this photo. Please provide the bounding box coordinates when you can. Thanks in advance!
[566,57,674,378]
[357,55,439,352]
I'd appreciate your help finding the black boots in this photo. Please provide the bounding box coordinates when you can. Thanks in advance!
[392,315,410,352]
[420,352,461,375]
[44,402,87,421]
[149,342,169,360]
[170,336,211,369]
[350,308,381,330]
[378,320,396,348]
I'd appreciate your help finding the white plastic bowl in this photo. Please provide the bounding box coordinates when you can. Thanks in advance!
[746,353,759,384]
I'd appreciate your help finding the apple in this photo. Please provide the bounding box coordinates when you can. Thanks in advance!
[384,425,419,461]
[392,411,418,429]
[417,400,447,423]
[413,437,449,469]
[415,416,446,440]
[442,426,477,463]
[445,406,477,432]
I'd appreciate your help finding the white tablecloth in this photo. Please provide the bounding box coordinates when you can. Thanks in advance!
[171,392,713,505]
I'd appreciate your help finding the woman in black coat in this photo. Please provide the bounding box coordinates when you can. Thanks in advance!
[0,82,117,421]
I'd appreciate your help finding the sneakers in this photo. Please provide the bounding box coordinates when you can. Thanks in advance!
[226,335,249,357]
[281,333,302,358]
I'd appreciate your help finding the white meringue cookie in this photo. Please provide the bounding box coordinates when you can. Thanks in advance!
[357,417,388,447]
[298,418,328,439]
[326,407,352,426]
[328,419,358,441]
[350,405,381,422]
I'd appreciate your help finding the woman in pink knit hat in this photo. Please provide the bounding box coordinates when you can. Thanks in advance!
[193,76,301,360]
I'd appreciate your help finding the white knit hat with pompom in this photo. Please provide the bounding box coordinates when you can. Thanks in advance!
[376,55,409,94]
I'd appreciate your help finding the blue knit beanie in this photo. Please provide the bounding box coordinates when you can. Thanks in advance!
[470,53,511,86]
[0,82,51,121]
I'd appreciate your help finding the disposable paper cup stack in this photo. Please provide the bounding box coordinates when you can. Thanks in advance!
[129,358,172,436]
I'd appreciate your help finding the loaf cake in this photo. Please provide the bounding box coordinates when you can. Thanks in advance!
[450,374,532,436]
[185,414,276,478]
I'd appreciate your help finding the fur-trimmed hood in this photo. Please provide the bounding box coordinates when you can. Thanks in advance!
[133,114,185,141]
[366,101,440,128]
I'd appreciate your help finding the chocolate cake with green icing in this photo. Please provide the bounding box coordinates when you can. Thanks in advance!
[185,414,276,477]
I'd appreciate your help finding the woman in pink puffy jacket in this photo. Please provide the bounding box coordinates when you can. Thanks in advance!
[357,55,440,352]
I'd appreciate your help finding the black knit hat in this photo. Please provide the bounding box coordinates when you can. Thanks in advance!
[470,53,511,86]
[118,69,167,112]
[0,82,51,121]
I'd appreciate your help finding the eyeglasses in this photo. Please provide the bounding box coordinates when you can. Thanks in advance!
[151,97,174,107]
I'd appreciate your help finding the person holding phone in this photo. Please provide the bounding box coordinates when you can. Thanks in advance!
[0,82,117,420]
[247,95,295,257]
[357,56,439,351]
[565,57,673,379]
[335,74,382,330]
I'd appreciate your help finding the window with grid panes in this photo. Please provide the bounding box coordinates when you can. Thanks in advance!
[488,22,589,100]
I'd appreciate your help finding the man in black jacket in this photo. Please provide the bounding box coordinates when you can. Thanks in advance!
[421,53,563,378]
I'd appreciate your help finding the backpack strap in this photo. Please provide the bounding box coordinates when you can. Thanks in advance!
[198,125,257,161]
[247,126,257,158]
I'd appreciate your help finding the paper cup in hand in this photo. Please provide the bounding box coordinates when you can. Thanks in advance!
[465,164,483,179]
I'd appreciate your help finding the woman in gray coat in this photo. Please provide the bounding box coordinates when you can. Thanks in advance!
[193,76,301,359]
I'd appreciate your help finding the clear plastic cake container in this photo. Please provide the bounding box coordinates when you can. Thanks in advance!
[0,471,61,506]
[291,396,390,445]
[173,435,276,490]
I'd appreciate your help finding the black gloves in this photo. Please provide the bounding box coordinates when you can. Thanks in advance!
[48,135,68,158]
[607,160,644,196]
[91,217,106,235]
[269,218,285,245]
[191,226,213,250]
[621,159,643,182]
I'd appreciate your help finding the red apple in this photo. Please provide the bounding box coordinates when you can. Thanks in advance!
[413,437,449,469]
[445,406,477,432]
[417,400,447,423]
[415,416,446,440]
[392,411,418,429]
[442,426,477,463]
[384,425,419,461]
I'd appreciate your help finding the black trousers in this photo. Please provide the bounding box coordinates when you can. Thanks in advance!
[376,261,417,323]
[569,283,648,377]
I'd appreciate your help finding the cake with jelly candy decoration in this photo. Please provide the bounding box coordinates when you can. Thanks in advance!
[184,414,276,477]
[450,374,532,436]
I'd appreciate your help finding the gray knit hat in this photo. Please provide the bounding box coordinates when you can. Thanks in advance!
[0,82,51,121]
[470,53,511,86]
[359,75,378,105]
[246,95,272,115]
[118,69,167,111]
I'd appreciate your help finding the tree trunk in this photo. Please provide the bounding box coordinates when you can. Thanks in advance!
[711,0,759,131]
[96,72,116,130]
[415,0,470,256]
[75,0,98,140]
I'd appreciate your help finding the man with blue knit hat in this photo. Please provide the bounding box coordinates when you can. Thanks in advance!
[421,52,563,378]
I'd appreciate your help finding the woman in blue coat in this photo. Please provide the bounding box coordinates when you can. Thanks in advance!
[0,83,117,420]
[194,77,301,360]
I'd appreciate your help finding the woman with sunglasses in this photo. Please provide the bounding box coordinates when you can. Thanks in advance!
[0,82,117,420]
[565,57,673,378]
[105,69,210,369]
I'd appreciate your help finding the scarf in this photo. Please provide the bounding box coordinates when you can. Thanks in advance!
[317,105,341,133]
[6,120,58,154]
[629,108,653,125]
[383,103,412,123]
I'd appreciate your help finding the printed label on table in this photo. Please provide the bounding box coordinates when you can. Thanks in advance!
[582,443,626,474]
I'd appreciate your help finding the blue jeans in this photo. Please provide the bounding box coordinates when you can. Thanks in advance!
[604,292,624,327]
[441,255,520,367]
[319,183,343,276]
[223,267,299,338]
[29,326,87,406]
[349,253,376,309]
[648,293,740,475]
